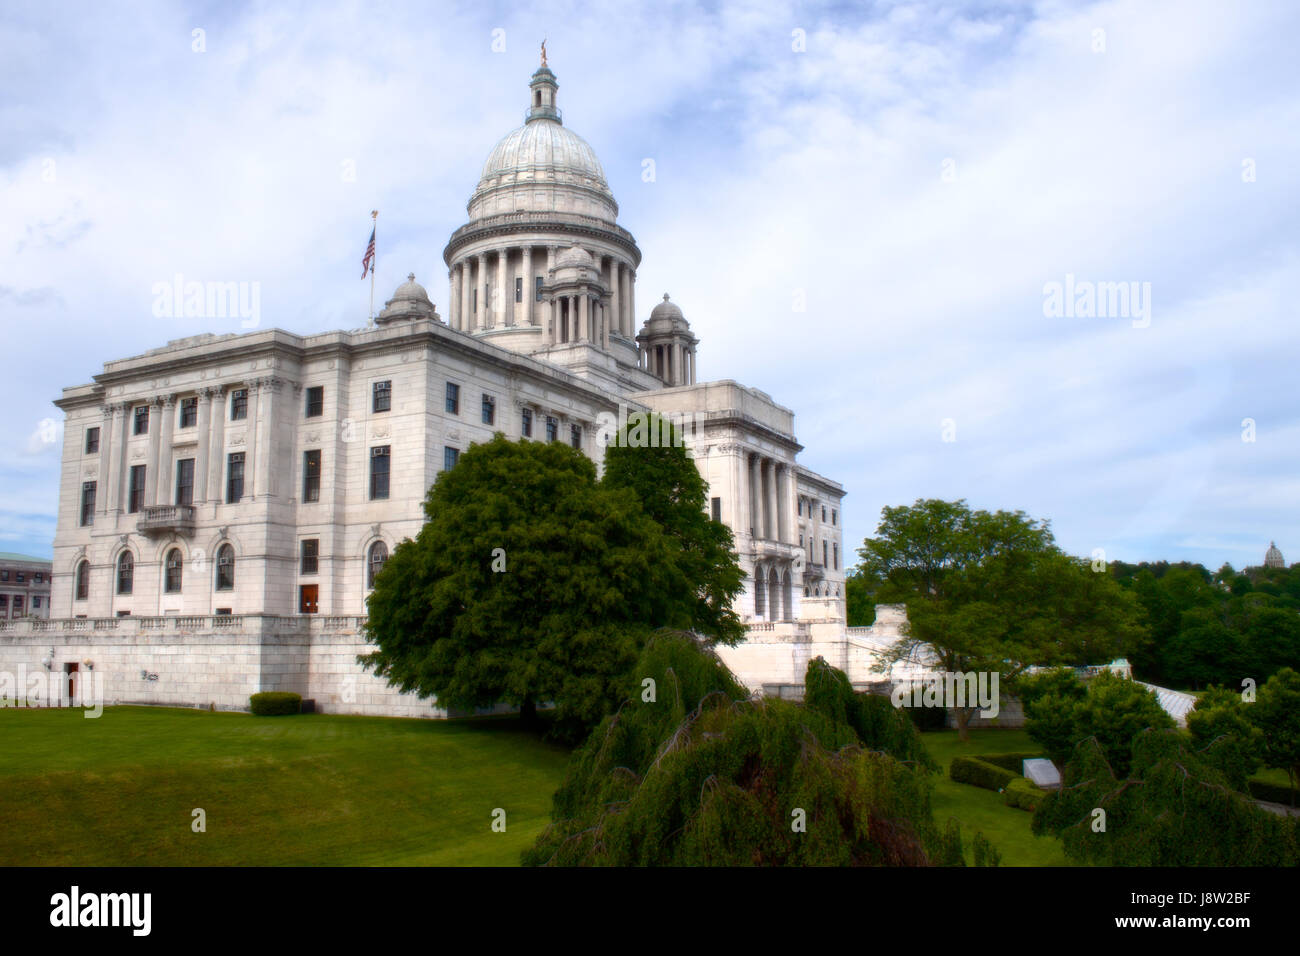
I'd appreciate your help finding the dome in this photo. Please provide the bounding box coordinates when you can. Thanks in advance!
[555,245,595,269]
[649,293,684,323]
[1265,541,1285,568]
[376,273,438,324]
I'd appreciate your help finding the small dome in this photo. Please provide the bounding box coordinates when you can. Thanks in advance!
[555,245,594,269]
[649,293,684,322]
[1265,541,1285,568]
[376,273,439,324]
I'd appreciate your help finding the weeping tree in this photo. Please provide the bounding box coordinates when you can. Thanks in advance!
[524,639,985,867]
[1032,728,1299,866]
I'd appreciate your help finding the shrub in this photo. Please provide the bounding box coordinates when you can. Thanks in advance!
[903,700,949,732]
[975,752,1044,774]
[1002,777,1044,812]
[1248,779,1300,806]
[972,831,1002,867]
[250,692,302,716]
[949,756,1018,792]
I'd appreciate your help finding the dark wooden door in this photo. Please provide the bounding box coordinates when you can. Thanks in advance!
[299,584,318,614]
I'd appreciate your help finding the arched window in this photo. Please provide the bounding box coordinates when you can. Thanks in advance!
[164,548,183,593]
[215,544,234,591]
[117,552,134,595]
[367,541,388,589]
[75,560,90,600]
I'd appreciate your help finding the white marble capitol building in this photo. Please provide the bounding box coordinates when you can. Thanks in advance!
[1,61,899,716]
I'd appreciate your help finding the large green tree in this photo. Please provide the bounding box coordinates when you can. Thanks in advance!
[360,434,690,739]
[858,499,1146,740]
[1250,667,1300,804]
[601,413,745,645]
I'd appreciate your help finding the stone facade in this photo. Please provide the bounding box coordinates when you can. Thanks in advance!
[0,553,53,620]
[8,60,863,717]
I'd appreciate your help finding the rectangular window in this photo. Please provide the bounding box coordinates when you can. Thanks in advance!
[481,394,495,425]
[226,453,244,503]
[445,382,460,414]
[300,539,319,575]
[833,543,839,570]
[570,424,582,449]
[823,541,829,567]
[34,572,43,583]
[546,416,558,443]
[128,465,146,513]
[521,407,532,438]
[472,288,477,313]
[175,458,195,506]
[133,405,149,435]
[821,506,827,523]
[711,497,721,522]
[0,594,6,609]
[230,389,248,421]
[16,572,26,584]
[369,445,390,500]
[372,380,391,413]
[12,596,22,614]
[798,499,803,517]
[179,396,198,428]
[444,446,459,471]
[305,386,324,418]
[0,571,8,582]
[80,481,96,526]
[535,276,543,302]
[832,509,837,526]
[515,277,523,303]
[85,427,100,454]
[33,596,40,609]
[303,449,321,502]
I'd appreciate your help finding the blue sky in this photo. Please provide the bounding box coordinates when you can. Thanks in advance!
[2,0,1297,571]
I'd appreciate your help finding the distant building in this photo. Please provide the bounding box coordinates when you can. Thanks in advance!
[1265,541,1285,569]
[0,553,52,620]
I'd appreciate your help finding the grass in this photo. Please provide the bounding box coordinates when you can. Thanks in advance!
[920,728,1070,867]
[0,705,571,866]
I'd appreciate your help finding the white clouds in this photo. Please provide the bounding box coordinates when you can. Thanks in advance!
[0,0,1295,567]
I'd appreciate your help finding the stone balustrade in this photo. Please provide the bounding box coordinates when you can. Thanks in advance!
[0,614,368,638]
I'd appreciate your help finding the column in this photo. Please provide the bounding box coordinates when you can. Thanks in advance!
[255,379,279,498]
[207,387,226,503]
[448,266,459,329]
[460,260,472,331]
[578,292,589,343]
[628,270,636,336]
[195,389,212,504]
[749,454,762,539]
[759,457,769,541]
[776,464,790,544]
[105,403,126,514]
[475,253,488,330]
[245,381,261,498]
[522,247,534,326]
[95,405,114,518]
[497,247,510,327]
[546,246,558,343]
[609,260,621,338]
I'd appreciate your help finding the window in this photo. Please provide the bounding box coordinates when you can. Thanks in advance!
[0,595,6,612]
[164,548,183,593]
[80,482,96,526]
[215,544,234,591]
[570,424,582,449]
[545,416,558,443]
[300,539,319,575]
[481,394,495,425]
[711,497,721,522]
[798,499,803,517]
[179,396,198,428]
[832,509,837,526]
[367,541,388,589]
[445,382,459,414]
[833,543,839,570]
[85,427,100,454]
[1,570,8,581]
[369,446,390,500]
[823,541,829,568]
[444,446,459,471]
[75,561,89,600]
[34,572,43,584]
[305,386,324,418]
[133,405,149,435]
[821,506,827,523]
[175,458,195,506]
[226,453,244,503]
[15,572,23,583]
[302,449,321,502]
[515,277,523,302]
[128,465,146,513]
[521,407,533,438]
[117,552,134,595]
[230,388,248,421]
[372,380,391,413]
[12,596,22,615]
[535,276,543,302]
[33,597,40,609]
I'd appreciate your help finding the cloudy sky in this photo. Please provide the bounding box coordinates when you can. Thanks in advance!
[2,0,1296,571]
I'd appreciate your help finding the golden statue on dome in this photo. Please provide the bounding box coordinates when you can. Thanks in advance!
[541,39,547,67]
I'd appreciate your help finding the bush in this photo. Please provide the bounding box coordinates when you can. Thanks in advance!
[250,692,302,716]
[1002,777,1044,812]
[949,756,1018,792]
[903,701,949,732]
[1248,778,1300,806]
[976,752,1044,774]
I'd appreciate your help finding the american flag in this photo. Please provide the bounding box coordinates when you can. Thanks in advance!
[361,225,376,278]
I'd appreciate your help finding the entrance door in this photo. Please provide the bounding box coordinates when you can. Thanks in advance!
[64,663,79,705]
[299,584,318,614]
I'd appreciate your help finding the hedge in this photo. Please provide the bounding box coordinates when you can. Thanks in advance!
[1248,779,1300,807]
[1003,777,1045,812]
[250,692,302,716]
[949,756,1019,792]
[977,752,1045,774]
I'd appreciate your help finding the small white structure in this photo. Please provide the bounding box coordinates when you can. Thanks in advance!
[1022,758,1061,790]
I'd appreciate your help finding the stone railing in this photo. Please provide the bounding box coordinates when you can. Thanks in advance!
[137,504,197,536]
[0,614,370,638]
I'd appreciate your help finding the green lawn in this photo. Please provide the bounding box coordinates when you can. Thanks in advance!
[920,729,1070,867]
[0,706,571,866]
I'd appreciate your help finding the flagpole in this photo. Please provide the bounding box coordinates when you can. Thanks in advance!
[368,210,378,324]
